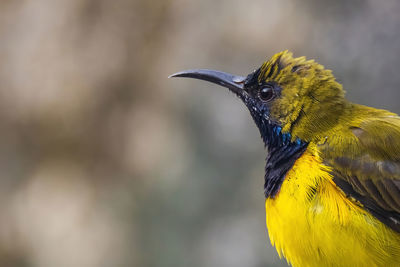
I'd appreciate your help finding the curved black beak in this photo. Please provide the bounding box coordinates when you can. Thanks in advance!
[169,69,247,97]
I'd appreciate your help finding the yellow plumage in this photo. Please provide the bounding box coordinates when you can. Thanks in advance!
[171,50,400,266]
[266,144,400,267]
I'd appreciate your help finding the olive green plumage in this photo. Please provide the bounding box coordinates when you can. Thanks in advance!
[261,51,400,230]
[171,50,400,265]
[258,51,346,142]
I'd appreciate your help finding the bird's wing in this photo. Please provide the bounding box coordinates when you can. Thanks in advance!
[319,116,400,232]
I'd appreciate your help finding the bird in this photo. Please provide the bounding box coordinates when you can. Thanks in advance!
[169,51,400,267]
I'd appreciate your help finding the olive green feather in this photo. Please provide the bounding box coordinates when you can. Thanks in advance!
[260,51,400,230]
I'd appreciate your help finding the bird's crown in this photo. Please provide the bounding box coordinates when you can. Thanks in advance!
[171,51,347,145]
[247,51,346,143]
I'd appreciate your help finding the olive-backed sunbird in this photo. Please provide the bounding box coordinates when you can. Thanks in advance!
[170,51,400,267]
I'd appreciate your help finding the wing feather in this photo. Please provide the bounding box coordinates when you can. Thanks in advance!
[320,116,400,232]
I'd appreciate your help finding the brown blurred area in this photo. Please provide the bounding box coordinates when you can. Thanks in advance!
[0,0,399,266]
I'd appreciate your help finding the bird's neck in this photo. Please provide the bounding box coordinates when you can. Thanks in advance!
[289,99,350,143]
[262,123,308,198]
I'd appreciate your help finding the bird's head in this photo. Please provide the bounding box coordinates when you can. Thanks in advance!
[170,51,346,147]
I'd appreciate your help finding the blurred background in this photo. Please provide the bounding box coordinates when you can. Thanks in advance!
[0,0,399,266]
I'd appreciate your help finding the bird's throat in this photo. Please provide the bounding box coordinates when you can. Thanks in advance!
[263,125,308,198]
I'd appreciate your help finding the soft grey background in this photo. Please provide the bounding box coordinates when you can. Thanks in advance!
[0,0,399,266]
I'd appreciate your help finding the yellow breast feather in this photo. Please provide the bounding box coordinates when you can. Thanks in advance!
[172,51,400,266]
[266,145,400,267]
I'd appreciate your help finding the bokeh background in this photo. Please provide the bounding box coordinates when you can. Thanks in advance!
[0,0,399,266]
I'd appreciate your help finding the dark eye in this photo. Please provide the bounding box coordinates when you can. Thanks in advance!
[259,86,274,102]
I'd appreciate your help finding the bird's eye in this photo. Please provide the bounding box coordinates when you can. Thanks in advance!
[259,86,274,102]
